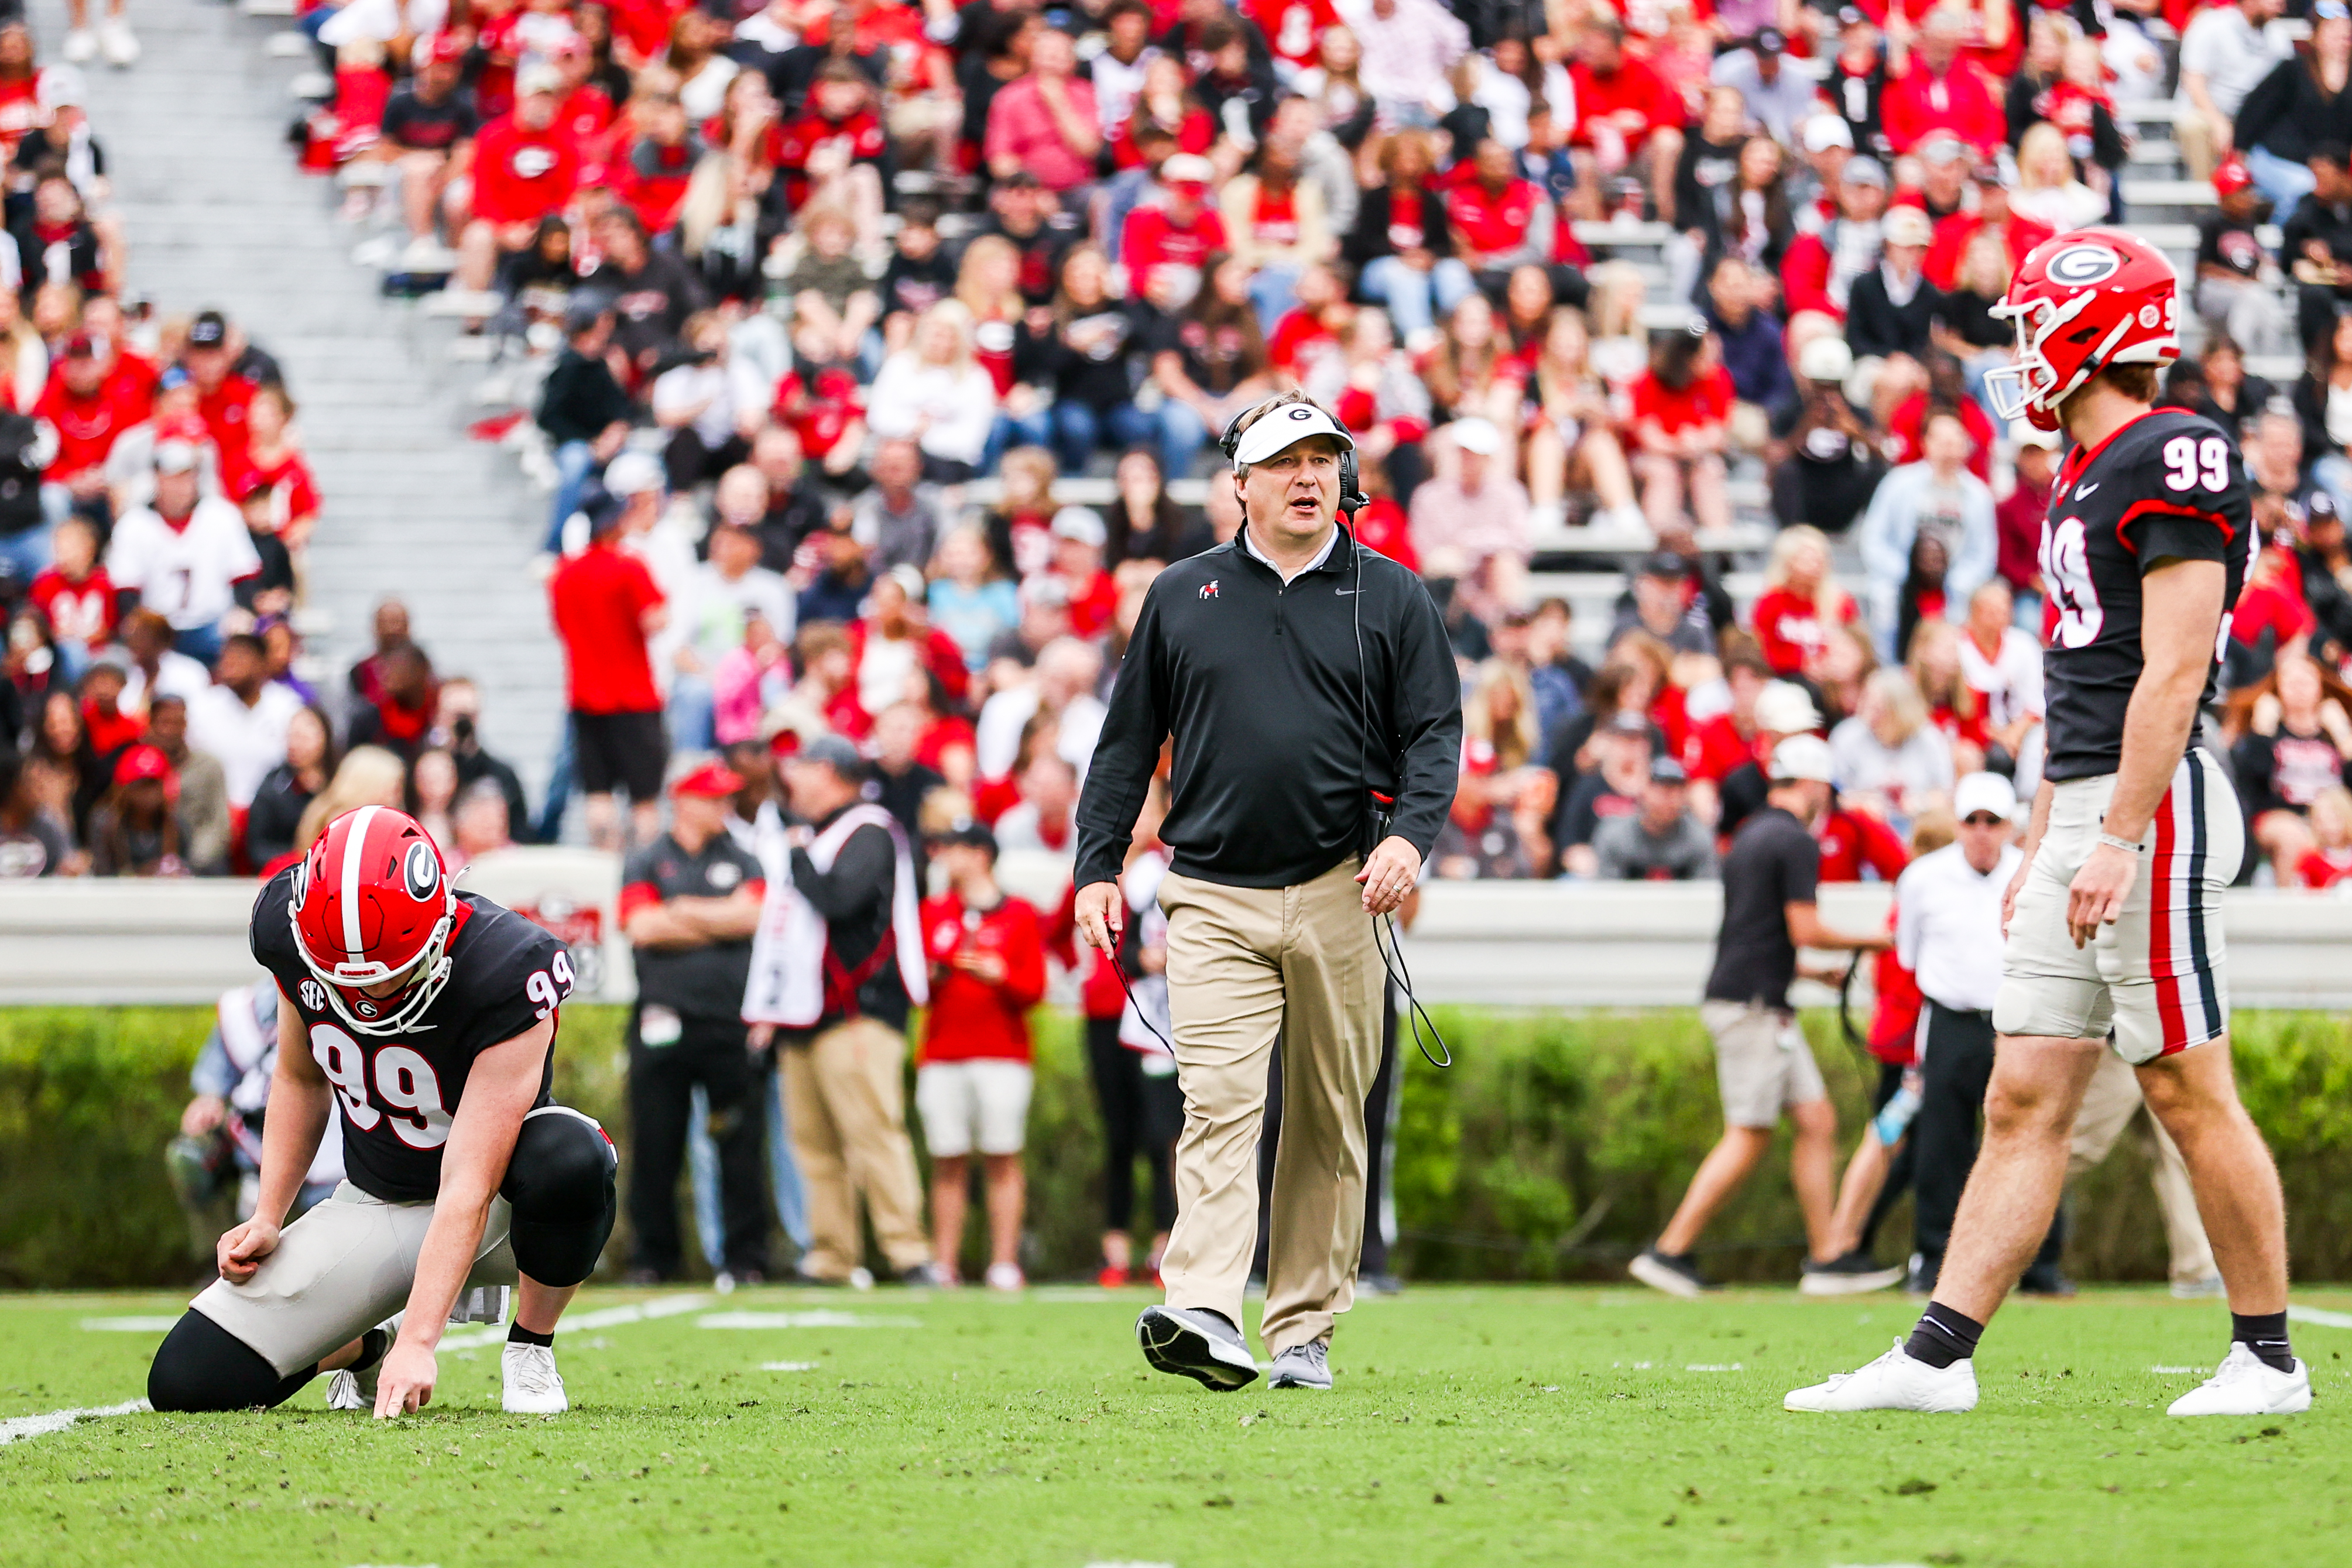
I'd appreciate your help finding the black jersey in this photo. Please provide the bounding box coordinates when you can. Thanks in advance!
[250,873,574,1203]
[2039,409,2254,781]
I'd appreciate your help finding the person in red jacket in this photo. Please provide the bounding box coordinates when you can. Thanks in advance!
[916,821,1048,1289]
[1566,18,1687,222]
[457,64,581,296]
[36,330,149,527]
[1120,155,1228,296]
[1781,156,1890,321]
[1922,167,2053,291]
[1878,11,2005,157]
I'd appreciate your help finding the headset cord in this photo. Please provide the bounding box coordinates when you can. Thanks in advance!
[1098,907,1448,1070]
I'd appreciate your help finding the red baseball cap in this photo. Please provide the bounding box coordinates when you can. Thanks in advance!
[671,760,745,798]
[115,743,173,787]
[2214,158,2254,197]
[426,32,465,64]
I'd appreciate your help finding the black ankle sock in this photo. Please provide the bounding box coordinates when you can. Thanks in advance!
[350,1327,390,1373]
[507,1322,556,1348]
[1904,1302,1985,1370]
[2231,1311,2295,1374]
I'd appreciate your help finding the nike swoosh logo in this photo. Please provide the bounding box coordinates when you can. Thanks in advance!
[2075,482,2100,499]
[1335,588,1359,596]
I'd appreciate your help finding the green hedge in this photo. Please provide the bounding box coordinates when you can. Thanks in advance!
[6,1006,2352,1288]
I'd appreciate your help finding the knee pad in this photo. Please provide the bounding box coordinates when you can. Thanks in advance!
[148,1309,308,1413]
[503,1106,619,1288]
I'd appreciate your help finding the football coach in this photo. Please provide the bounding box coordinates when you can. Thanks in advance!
[1073,392,1460,1392]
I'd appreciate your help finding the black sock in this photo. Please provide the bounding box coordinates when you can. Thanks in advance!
[350,1327,390,1373]
[507,1322,556,1348]
[1904,1302,1985,1370]
[2231,1312,2295,1374]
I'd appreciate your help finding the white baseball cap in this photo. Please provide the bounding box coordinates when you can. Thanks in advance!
[1231,400,1357,467]
[1051,505,1106,547]
[1449,417,1503,456]
[602,451,665,498]
[1769,733,1836,784]
[1797,335,1853,384]
[1803,114,1854,154]
[1954,771,2019,822]
[1755,680,1823,735]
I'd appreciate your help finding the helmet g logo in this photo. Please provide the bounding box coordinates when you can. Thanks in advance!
[403,841,441,902]
[2046,244,2121,287]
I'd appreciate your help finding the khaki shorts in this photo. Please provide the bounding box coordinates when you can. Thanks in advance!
[914,1058,1034,1158]
[1994,749,2241,1065]
[191,1181,518,1377]
[1700,1000,1828,1128]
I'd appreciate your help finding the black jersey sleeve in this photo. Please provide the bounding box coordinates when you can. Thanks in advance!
[2113,420,2251,570]
[247,868,306,993]
[443,896,575,1051]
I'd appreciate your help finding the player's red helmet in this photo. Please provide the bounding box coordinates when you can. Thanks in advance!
[1985,228,2180,433]
[289,805,457,1037]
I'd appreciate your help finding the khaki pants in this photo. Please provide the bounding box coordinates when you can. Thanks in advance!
[1157,857,1381,1354]
[2069,1048,2217,1286]
[782,1017,931,1279]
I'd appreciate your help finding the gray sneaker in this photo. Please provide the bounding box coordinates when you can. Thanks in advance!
[1136,1304,1260,1391]
[1268,1339,1332,1389]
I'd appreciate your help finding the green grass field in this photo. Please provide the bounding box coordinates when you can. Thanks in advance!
[4,1285,2349,1567]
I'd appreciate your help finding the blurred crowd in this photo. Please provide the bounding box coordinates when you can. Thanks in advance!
[15,0,2352,900]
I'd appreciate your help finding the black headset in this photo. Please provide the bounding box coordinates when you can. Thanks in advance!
[1215,395,1370,513]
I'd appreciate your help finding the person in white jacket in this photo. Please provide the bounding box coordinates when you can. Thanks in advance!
[1856,412,1996,660]
[864,301,1001,482]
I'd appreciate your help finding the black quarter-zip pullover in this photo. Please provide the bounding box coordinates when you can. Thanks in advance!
[1074,525,1462,890]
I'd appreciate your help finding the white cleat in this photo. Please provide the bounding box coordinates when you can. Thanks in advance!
[1784,1339,1979,1413]
[62,28,97,63]
[2165,1343,2312,1417]
[99,18,139,67]
[325,1367,373,1411]
[502,1341,568,1414]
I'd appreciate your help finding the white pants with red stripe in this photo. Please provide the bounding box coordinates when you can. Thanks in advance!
[1994,748,2243,1064]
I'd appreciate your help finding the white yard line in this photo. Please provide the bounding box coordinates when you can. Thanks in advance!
[2288,1305,2352,1330]
[440,1292,714,1351]
[0,1399,150,1445]
[697,1311,923,1329]
[78,1316,182,1332]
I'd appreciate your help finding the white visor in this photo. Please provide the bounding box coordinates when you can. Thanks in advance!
[1232,402,1357,467]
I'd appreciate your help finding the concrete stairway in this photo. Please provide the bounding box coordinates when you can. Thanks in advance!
[38,0,564,801]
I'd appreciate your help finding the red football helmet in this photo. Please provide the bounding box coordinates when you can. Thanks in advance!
[1986,228,2180,433]
[289,805,457,1037]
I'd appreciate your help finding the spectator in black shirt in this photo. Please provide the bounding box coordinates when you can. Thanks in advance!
[1553,712,1650,876]
[2233,13,2352,227]
[620,761,770,1283]
[749,425,829,572]
[376,35,478,267]
[1847,203,1940,373]
[582,205,706,375]
[434,677,534,846]
[2282,140,2352,345]
[876,201,956,335]
[1630,735,1890,1296]
[536,301,634,557]
[977,173,1078,307]
[2196,162,2295,358]
[244,702,335,870]
[1031,244,1153,474]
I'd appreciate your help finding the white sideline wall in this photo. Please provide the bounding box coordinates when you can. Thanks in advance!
[7,855,2352,1010]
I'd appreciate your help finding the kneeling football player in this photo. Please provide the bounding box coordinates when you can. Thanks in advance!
[148,805,618,1417]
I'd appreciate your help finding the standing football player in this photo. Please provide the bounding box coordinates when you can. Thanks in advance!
[1787,229,2310,1419]
[147,805,619,1418]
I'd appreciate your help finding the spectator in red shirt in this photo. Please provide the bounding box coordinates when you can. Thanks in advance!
[983,26,1102,197]
[1751,524,1861,678]
[1879,10,2006,157]
[1781,156,1891,321]
[36,330,146,530]
[1044,506,1117,639]
[179,310,259,481]
[1630,328,1734,534]
[2295,784,2352,888]
[916,820,1048,1289]
[457,64,582,296]
[1445,139,1556,295]
[548,492,670,849]
[26,514,113,680]
[1120,154,1228,296]
[1923,167,2053,291]
[609,90,702,236]
[1567,18,1687,224]
[1994,426,2056,619]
